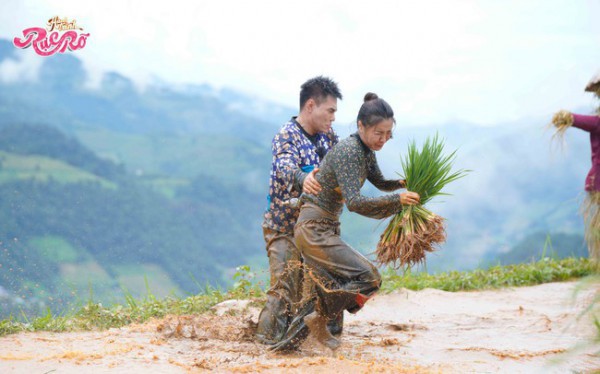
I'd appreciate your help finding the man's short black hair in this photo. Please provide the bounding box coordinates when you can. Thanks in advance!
[299,76,342,110]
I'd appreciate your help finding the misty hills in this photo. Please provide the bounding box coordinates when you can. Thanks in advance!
[0,39,282,316]
[0,43,277,141]
[0,38,591,317]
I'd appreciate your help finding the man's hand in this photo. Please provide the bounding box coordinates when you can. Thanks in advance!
[400,191,420,205]
[303,168,322,195]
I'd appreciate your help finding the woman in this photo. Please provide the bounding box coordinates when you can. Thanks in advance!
[270,93,420,351]
[551,72,600,262]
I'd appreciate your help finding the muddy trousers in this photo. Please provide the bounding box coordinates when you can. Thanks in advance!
[269,203,380,351]
[256,228,303,345]
[295,204,382,319]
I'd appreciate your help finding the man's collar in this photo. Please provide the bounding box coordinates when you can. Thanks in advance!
[292,116,318,140]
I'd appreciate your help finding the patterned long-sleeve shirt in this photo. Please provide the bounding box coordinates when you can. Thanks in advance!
[302,133,404,219]
[263,118,338,233]
[572,114,600,192]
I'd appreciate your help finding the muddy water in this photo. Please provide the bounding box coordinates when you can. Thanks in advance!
[0,281,597,373]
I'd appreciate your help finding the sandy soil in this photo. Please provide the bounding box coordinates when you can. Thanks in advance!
[0,281,598,373]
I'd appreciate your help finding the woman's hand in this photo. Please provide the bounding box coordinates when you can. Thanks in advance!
[400,191,420,205]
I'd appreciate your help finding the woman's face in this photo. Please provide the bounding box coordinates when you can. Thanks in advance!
[358,118,394,151]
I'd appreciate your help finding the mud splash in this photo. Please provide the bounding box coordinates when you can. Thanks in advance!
[0,281,597,373]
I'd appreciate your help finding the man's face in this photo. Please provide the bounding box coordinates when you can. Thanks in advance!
[309,95,337,133]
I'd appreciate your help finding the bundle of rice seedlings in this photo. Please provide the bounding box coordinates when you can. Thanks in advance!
[377,134,468,268]
[550,110,574,143]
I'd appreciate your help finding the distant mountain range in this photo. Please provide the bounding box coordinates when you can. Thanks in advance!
[0,38,591,317]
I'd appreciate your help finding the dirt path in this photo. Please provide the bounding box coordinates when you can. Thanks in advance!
[0,281,598,373]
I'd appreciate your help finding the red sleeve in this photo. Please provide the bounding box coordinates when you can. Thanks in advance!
[572,114,600,133]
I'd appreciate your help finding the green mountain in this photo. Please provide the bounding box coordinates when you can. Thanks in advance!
[0,40,282,317]
[0,38,593,318]
[492,231,587,265]
[0,120,274,317]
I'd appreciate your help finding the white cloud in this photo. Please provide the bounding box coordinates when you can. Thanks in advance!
[0,0,598,125]
[0,50,43,83]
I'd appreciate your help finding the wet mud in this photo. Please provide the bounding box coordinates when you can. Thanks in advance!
[0,281,598,373]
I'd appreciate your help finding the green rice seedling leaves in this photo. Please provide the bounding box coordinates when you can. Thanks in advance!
[377,133,469,268]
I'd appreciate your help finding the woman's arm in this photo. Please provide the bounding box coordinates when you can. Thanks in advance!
[367,154,405,192]
[572,114,600,133]
[333,146,403,219]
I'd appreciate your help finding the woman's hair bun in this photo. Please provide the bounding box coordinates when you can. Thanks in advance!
[363,92,378,102]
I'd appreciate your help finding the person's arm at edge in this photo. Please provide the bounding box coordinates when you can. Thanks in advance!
[573,113,600,133]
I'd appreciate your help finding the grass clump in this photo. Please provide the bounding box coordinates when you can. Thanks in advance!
[0,259,595,337]
[377,134,468,268]
[0,266,264,337]
[381,257,595,293]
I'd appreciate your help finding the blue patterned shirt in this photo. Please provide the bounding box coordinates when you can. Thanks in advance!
[263,118,338,233]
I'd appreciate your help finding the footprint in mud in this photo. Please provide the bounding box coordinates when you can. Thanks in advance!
[386,323,428,332]
[345,321,427,339]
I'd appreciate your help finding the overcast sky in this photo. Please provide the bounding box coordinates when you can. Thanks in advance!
[1,0,599,126]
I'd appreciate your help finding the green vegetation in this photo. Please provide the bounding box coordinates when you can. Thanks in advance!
[0,124,125,181]
[0,266,263,336]
[74,128,269,182]
[1,257,595,337]
[0,151,116,188]
[381,257,594,292]
[0,123,267,319]
[28,236,86,263]
[0,178,222,308]
[112,264,182,299]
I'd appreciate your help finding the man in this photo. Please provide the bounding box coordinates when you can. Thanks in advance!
[256,76,342,345]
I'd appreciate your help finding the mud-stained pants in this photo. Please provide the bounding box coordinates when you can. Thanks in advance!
[269,203,380,351]
[255,228,303,345]
[294,203,382,319]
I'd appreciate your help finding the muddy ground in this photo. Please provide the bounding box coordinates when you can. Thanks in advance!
[0,281,598,373]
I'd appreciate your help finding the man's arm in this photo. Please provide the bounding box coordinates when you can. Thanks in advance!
[273,132,302,193]
[274,131,322,196]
